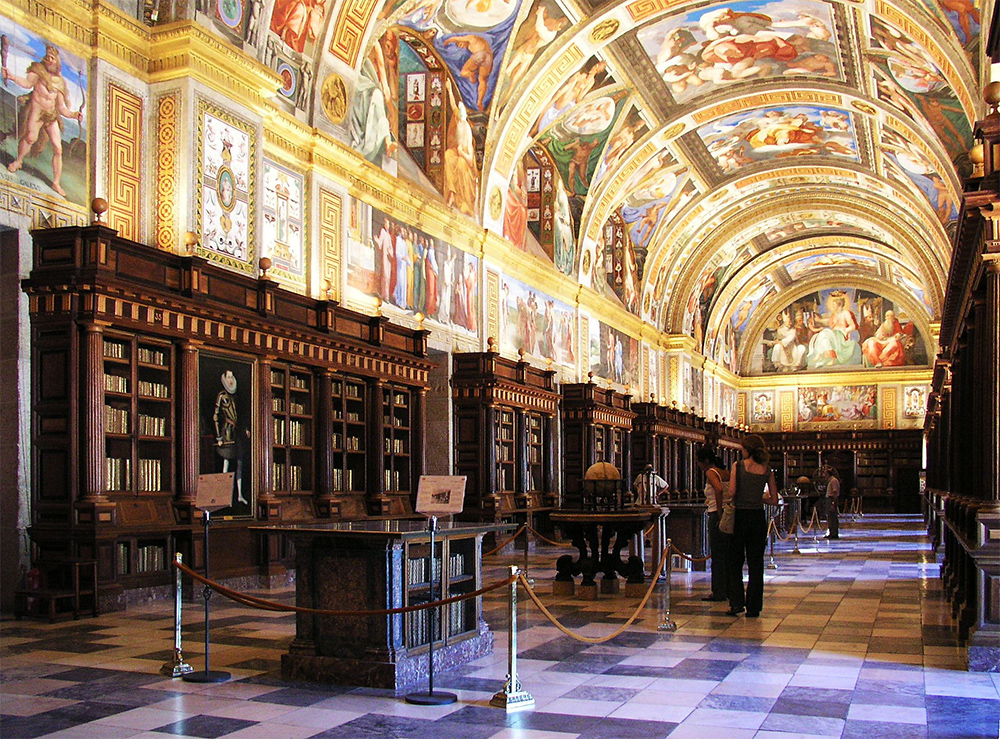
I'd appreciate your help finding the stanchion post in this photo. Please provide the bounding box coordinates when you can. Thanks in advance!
[407,515,457,706]
[794,516,801,554]
[812,508,819,544]
[162,553,193,677]
[766,517,778,570]
[491,566,535,712]
[657,539,677,632]
[183,509,230,683]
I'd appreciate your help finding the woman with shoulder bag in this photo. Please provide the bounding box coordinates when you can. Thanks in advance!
[725,434,779,618]
[697,446,730,602]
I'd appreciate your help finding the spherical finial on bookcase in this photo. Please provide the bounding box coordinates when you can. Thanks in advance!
[182,231,199,255]
[985,80,1000,111]
[259,256,272,279]
[91,197,108,224]
[486,336,496,352]
[587,371,594,383]
[970,142,985,177]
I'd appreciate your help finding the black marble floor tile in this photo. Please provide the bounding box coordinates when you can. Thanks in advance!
[771,695,851,720]
[511,710,605,734]
[562,684,639,702]
[309,713,437,738]
[577,716,678,738]
[603,665,675,678]
[155,714,259,737]
[45,666,130,682]
[662,658,739,681]
[925,695,1000,738]
[700,693,775,712]
[435,704,517,728]
[250,686,348,706]
[843,720,928,738]
[1,711,79,738]
[546,654,622,674]
[433,675,504,693]
[519,637,588,661]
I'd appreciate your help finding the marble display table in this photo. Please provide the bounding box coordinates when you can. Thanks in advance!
[255,520,510,690]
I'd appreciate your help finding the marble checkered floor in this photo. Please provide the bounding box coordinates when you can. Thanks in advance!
[2,514,999,739]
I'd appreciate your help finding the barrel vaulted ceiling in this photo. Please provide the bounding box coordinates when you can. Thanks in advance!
[224,0,986,374]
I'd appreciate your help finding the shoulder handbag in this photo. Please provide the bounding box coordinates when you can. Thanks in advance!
[719,503,735,535]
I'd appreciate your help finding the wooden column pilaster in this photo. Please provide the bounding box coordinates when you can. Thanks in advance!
[176,341,200,516]
[80,323,107,503]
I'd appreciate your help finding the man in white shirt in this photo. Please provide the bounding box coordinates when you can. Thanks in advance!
[633,464,669,505]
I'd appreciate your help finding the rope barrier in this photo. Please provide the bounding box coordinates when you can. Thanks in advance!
[483,524,527,557]
[516,544,671,644]
[669,544,711,563]
[798,507,820,534]
[172,560,515,617]
[525,525,574,548]
[768,516,794,542]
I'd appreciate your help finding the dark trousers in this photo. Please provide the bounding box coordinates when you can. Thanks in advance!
[728,508,767,614]
[708,511,729,599]
[825,497,839,537]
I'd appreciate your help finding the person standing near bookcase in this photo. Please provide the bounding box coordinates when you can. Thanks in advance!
[214,371,249,506]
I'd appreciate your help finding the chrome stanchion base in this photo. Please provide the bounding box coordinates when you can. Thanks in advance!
[657,617,678,632]
[161,649,193,678]
[490,677,535,712]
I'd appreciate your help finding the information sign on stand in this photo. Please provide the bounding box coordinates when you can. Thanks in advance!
[406,476,466,706]
[184,472,234,684]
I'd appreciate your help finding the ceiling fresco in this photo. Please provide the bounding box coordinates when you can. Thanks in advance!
[212,0,985,375]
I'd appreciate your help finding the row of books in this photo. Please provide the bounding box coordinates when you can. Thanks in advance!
[272,463,306,491]
[388,393,408,406]
[331,434,363,451]
[289,401,307,415]
[289,375,309,390]
[404,603,467,647]
[137,413,167,437]
[105,404,129,434]
[137,346,168,366]
[104,340,127,359]
[384,437,407,454]
[137,380,169,398]
[407,552,468,585]
[384,469,407,491]
[331,467,356,491]
[118,542,167,574]
[105,457,131,491]
[273,419,309,446]
[383,415,409,427]
[104,373,129,394]
[137,458,163,491]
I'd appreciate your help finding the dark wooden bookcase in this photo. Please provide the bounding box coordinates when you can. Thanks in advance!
[560,382,636,510]
[451,351,558,525]
[23,225,431,609]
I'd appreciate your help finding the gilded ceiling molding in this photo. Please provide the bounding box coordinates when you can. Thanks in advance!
[690,90,843,126]
[1,0,93,56]
[149,22,282,112]
[739,366,933,390]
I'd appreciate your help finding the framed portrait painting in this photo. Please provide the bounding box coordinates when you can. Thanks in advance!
[199,352,254,517]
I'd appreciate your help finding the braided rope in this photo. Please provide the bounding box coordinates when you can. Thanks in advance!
[669,544,711,563]
[173,560,515,616]
[526,525,574,548]
[482,524,527,557]
[516,543,672,644]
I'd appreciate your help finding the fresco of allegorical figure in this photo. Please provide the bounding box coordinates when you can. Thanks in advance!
[759,287,927,374]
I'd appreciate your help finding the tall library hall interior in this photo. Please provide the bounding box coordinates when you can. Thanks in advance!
[0,0,998,736]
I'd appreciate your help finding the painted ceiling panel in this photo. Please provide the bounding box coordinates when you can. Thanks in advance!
[226,0,985,374]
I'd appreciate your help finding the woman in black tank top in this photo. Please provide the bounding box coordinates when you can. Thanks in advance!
[725,434,779,617]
